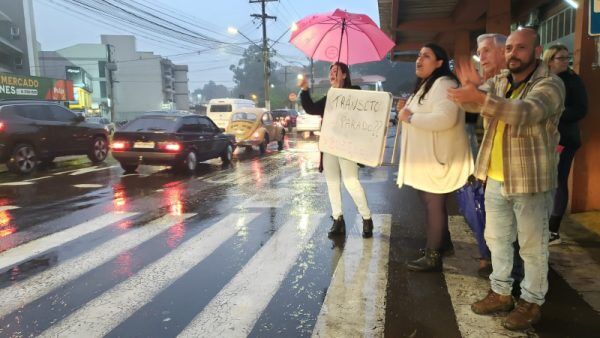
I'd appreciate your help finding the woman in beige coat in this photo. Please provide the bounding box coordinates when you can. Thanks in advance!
[397,43,474,271]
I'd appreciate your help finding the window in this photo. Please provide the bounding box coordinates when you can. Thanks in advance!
[14,56,22,66]
[100,81,107,98]
[198,116,217,132]
[179,117,201,133]
[262,113,272,125]
[15,105,54,121]
[98,61,106,77]
[10,26,19,39]
[123,117,178,132]
[231,112,256,121]
[49,105,76,122]
[209,104,232,113]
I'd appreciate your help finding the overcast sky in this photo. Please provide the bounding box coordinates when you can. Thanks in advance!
[33,0,381,91]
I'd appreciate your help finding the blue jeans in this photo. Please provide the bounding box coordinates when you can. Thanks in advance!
[484,179,553,305]
[465,123,479,159]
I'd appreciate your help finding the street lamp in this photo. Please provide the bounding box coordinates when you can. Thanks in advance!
[228,26,271,110]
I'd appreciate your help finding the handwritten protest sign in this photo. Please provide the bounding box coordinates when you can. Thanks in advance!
[319,88,392,167]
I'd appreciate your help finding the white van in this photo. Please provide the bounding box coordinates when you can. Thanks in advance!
[206,98,256,129]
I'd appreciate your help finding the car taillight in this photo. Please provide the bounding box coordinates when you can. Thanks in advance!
[158,142,182,152]
[0,121,5,132]
[111,140,129,151]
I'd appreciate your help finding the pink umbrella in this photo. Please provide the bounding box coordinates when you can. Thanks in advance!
[289,9,395,65]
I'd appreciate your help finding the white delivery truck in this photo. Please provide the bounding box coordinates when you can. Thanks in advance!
[206,98,257,129]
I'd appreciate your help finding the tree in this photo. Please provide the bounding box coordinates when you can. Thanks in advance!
[229,45,308,109]
[199,81,230,102]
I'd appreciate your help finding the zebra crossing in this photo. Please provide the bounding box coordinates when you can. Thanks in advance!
[1,203,599,336]
[0,209,393,337]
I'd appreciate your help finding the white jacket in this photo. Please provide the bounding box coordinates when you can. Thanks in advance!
[397,76,474,193]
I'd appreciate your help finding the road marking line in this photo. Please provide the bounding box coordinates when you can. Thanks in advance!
[0,212,137,272]
[444,216,535,337]
[0,213,194,319]
[312,214,391,338]
[73,184,104,188]
[0,205,19,211]
[69,166,117,176]
[0,181,34,186]
[24,175,53,182]
[178,214,324,338]
[39,213,259,338]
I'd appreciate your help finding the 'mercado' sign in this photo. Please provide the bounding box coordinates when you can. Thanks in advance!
[319,88,392,167]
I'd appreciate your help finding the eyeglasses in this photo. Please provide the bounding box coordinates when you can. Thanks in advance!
[552,56,570,62]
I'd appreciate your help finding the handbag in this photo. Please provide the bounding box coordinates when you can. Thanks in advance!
[456,178,489,259]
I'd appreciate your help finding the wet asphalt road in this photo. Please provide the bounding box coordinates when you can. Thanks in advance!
[0,129,599,337]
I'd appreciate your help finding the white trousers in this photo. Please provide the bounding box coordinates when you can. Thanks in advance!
[322,152,371,220]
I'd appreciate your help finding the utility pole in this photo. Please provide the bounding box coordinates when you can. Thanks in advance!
[105,44,117,122]
[250,0,277,111]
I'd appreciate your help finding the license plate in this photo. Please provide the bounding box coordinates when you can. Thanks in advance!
[133,141,155,149]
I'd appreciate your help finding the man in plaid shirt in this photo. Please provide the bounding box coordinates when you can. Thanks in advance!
[448,28,565,331]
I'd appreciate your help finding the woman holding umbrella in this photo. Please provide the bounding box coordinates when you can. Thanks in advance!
[396,43,473,272]
[298,62,374,239]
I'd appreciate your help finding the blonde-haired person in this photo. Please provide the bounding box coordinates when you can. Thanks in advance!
[542,45,588,245]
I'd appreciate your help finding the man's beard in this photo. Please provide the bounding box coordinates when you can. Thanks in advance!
[507,53,536,73]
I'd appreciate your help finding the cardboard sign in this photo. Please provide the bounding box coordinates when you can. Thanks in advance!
[319,88,392,167]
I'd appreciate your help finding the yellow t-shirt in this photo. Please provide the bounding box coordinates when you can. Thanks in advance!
[487,82,526,181]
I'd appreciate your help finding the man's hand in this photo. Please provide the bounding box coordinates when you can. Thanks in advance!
[447,82,487,106]
[455,57,482,86]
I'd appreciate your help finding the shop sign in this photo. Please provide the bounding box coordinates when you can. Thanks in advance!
[591,0,600,36]
[0,72,74,101]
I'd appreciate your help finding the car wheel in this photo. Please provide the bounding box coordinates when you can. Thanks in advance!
[259,135,269,154]
[180,149,198,173]
[8,143,37,175]
[88,136,109,163]
[221,144,233,164]
[120,162,138,172]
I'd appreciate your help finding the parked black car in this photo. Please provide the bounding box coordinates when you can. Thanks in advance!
[0,100,109,175]
[111,112,236,173]
[270,109,298,132]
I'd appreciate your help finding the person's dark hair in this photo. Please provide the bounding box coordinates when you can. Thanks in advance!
[412,43,459,104]
[330,62,352,88]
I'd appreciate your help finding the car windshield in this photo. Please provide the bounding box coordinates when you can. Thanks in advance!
[122,117,178,132]
[231,112,257,121]
[209,104,232,113]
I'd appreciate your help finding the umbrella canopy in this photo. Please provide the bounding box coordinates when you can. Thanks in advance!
[289,9,395,65]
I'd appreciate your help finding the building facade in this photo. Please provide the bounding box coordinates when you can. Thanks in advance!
[101,35,190,121]
[39,44,111,117]
[0,0,40,76]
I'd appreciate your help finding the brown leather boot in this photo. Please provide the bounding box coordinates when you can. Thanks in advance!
[471,290,514,315]
[503,299,541,331]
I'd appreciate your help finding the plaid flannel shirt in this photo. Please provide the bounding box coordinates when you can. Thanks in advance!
[468,62,565,194]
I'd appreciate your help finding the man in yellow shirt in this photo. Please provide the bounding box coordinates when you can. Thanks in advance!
[448,28,565,331]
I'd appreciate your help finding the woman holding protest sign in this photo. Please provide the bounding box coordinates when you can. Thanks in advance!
[396,43,473,271]
[299,62,374,239]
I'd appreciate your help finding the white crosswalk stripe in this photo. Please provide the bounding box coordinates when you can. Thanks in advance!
[445,216,537,338]
[178,214,324,338]
[38,213,260,338]
[312,214,391,338]
[0,212,137,272]
[0,213,194,319]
